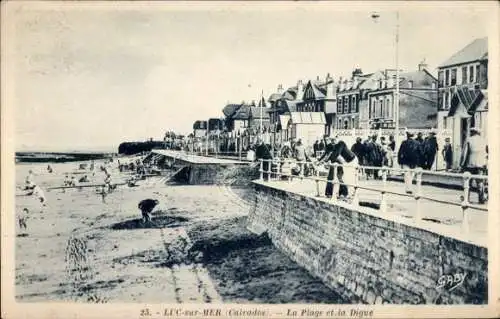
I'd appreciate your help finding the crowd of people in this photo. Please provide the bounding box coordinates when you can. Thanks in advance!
[254,128,488,204]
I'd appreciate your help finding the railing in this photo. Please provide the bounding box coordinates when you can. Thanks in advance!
[257,158,487,234]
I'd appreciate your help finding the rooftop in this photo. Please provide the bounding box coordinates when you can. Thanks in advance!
[439,37,488,68]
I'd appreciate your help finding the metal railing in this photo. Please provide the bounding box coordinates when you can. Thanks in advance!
[257,158,487,234]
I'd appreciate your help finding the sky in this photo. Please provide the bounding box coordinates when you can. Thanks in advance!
[7,2,494,152]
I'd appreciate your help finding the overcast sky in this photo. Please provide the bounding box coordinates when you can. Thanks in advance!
[8,2,494,152]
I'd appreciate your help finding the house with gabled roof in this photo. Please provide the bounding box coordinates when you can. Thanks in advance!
[297,74,337,136]
[437,37,488,168]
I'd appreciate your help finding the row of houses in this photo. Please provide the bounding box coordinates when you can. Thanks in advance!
[191,37,488,168]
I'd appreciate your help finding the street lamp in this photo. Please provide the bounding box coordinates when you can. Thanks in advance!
[372,11,400,147]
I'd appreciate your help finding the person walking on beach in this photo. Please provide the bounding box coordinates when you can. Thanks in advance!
[18,208,29,233]
[25,170,35,186]
[138,199,159,224]
[398,132,420,194]
[47,165,53,173]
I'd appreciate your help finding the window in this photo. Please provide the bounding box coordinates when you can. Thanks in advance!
[408,80,413,88]
[462,66,468,84]
[337,99,342,113]
[343,97,348,114]
[379,79,383,89]
[379,100,383,118]
[371,100,376,118]
[469,65,474,82]
[476,65,480,84]
[389,99,392,117]
[438,71,444,87]
[445,69,450,86]
[385,99,390,117]
[444,92,449,109]
[451,68,457,85]
[431,82,436,89]
[353,96,357,112]
[348,95,352,113]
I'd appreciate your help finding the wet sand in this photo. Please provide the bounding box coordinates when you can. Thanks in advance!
[15,160,344,303]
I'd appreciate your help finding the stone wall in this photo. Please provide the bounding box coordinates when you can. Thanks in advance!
[171,164,259,186]
[247,183,488,304]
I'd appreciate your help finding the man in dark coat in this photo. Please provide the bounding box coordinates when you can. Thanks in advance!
[415,132,425,168]
[350,137,365,165]
[442,137,453,171]
[318,139,325,152]
[255,137,273,181]
[367,135,385,179]
[422,131,439,170]
[313,140,320,157]
[138,199,159,224]
[398,132,420,194]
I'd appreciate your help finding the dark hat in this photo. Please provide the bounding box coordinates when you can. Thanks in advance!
[470,127,481,134]
[406,132,414,137]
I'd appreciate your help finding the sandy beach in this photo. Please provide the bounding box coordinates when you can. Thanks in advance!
[15,159,345,303]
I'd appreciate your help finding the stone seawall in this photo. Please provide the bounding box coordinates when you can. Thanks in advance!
[171,163,259,186]
[247,182,488,304]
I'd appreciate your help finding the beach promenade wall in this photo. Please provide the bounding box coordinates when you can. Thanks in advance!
[173,163,258,186]
[248,182,488,305]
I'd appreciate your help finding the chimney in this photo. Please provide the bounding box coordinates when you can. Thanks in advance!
[387,75,395,88]
[353,76,359,88]
[338,76,344,91]
[326,74,335,98]
[277,84,284,94]
[418,59,428,72]
[316,75,320,81]
[297,80,304,100]
[352,68,363,80]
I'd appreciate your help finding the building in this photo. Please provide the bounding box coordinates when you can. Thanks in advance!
[207,118,225,135]
[296,75,337,135]
[267,82,303,146]
[286,112,327,147]
[366,63,438,130]
[248,106,271,133]
[437,37,488,168]
[193,120,208,138]
[337,69,390,130]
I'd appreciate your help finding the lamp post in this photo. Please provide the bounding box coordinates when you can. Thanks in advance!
[260,89,264,140]
[372,11,400,147]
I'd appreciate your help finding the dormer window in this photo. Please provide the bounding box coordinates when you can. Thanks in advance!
[408,80,413,88]
[431,82,436,89]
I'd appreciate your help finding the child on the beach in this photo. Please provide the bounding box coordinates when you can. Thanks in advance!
[18,208,29,232]
[32,184,46,207]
